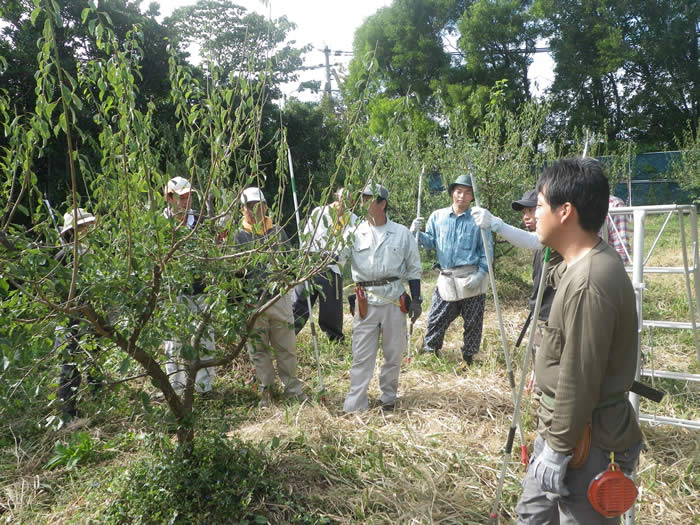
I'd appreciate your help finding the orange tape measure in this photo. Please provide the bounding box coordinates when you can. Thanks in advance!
[587,452,638,518]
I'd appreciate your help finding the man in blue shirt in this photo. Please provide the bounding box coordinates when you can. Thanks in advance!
[410,174,491,365]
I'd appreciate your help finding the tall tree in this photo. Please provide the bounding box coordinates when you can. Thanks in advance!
[346,0,457,104]
[535,0,699,147]
[165,0,307,99]
[457,0,538,108]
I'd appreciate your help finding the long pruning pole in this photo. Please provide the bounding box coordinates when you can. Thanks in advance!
[489,247,552,524]
[287,147,325,399]
[470,174,529,466]
[407,165,425,363]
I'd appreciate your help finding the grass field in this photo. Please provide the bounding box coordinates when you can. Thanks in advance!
[2,214,699,524]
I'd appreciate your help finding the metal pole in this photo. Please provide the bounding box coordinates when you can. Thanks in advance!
[470,176,529,463]
[287,147,325,396]
[489,247,552,523]
[626,208,646,525]
[407,165,424,363]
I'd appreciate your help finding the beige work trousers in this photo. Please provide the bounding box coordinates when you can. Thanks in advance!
[247,293,303,396]
[343,302,407,412]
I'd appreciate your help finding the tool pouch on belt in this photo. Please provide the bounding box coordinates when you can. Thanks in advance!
[347,294,356,317]
[570,422,592,469]
[355,285,368,319]
[399,292,411,314]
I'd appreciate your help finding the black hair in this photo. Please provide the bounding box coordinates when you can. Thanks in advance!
[536,157,609,233]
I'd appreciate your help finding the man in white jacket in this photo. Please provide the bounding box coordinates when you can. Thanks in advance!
[293,188,357,343]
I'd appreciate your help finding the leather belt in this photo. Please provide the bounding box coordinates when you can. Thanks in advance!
[355,277,399,287]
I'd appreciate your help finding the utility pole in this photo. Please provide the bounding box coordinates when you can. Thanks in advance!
[323,46,332,100]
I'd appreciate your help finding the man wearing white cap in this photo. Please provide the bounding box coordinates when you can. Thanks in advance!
[55,207,99,418]
[341,183,422,412]
[162,176,216,397]
[164,176,198,226]
[230,186,304,407]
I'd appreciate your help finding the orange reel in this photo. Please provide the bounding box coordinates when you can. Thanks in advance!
[587,459,638,518]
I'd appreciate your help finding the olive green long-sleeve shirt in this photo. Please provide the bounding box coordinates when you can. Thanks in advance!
[535,241,643,453]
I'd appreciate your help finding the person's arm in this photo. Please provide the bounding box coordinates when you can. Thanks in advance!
[498,222,542,250]
[471,206,541,250]
[417,212,437,250]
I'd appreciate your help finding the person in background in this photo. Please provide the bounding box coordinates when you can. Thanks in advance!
[602,195,631,264]
[410,174,491,366]
[162,176,216,398]
[230,186,305,407]
[55,208,100,419]
[342,183,422,412]
[293,187,358,343]
[471,190,564,336]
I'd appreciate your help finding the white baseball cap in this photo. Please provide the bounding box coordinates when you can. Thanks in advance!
[61,208,96,235]
[166,176,192,195]
[240,187,266,205]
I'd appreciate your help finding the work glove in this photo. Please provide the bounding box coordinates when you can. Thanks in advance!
[466,271,486,290]
[470,206,504,233]
[531,440,572,497]
[408,300,422,323]
[409,217,424,234]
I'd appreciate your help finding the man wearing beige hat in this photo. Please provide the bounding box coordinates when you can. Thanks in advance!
[229,186,305,407]
[341,183,422,412]
[162,176,216,398]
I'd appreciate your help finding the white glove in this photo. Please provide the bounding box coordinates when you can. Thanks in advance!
[531,441,572,497]
[410,217,424,234]
[466,271,486,289]
[471,206,504,233]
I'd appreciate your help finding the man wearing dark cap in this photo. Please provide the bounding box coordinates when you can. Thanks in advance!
[410,174,492,366]
[472,189,564,328]
[341,183,422,412]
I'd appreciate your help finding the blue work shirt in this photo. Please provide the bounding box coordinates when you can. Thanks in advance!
[417,205,492,273]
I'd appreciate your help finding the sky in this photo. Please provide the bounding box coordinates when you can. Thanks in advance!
[156,0,553,100]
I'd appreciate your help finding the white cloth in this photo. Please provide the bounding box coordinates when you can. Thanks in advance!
[343,303,406,412]
[436,266,488,301]
[302,204,358,274]
[341,219,421,305]
[164,295,216,394]
[162,207,196,228]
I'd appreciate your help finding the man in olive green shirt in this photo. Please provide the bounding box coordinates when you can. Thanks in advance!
[515,158,643,524]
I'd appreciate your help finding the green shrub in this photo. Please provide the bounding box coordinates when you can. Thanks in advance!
[103,432,327,524]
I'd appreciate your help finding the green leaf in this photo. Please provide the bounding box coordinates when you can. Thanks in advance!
[30,7,42,26]
[139,391,152,413]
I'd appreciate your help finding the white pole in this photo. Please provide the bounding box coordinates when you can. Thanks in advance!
[287,147,325,395]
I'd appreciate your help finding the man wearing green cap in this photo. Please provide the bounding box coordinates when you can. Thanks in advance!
[410,174,492,365]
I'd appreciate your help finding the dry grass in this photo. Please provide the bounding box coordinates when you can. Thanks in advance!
[222,265,699,524]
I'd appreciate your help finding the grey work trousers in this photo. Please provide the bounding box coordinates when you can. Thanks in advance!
[516,434,643,525]
[343,302,406,412]
[164,295,216,395]
[247,293,303,396]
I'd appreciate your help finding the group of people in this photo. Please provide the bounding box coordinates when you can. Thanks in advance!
[55,157,641,523]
